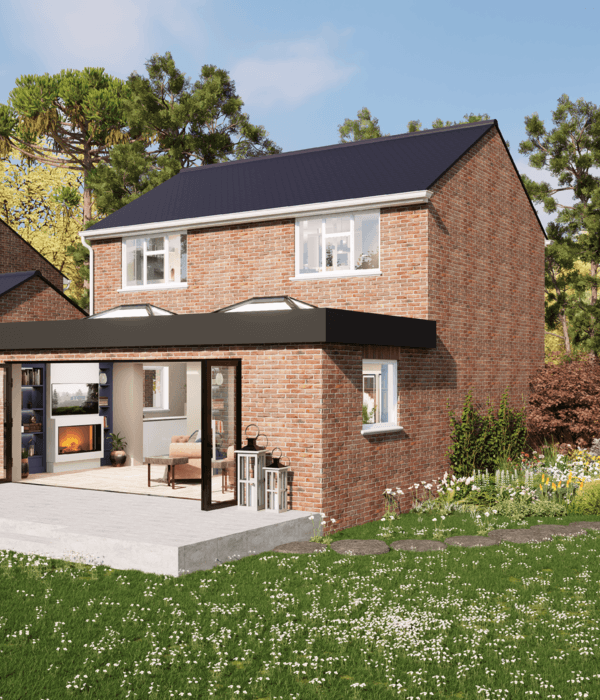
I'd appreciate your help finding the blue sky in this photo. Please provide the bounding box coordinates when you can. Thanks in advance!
[1,0,600,232]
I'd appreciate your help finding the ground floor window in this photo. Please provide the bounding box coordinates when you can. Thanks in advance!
[362,359,399,434]
[143,365,169,410]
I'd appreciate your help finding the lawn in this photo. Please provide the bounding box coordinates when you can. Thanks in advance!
[1,447,600,700]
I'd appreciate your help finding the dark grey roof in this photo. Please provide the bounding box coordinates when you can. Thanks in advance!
[89,121,497,231]
[0,309,436,350]
[0,270,38,296]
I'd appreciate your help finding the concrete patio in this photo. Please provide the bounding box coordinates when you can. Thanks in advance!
[0,483,318,577]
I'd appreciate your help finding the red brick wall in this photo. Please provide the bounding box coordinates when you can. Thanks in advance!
[0,219,65,289]
[0,277,85,323]
[1,126,545,528]
[91,208,429,318]
[0,345,325,513]
[319,127,545,530]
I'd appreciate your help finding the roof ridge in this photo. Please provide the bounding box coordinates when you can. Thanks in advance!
[181,120,497,173]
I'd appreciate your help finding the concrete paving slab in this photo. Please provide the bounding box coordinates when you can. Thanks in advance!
[0,483,317,577]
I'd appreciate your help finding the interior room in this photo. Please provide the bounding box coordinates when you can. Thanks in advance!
[17,360,238,507]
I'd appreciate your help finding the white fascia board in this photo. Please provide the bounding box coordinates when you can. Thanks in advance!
[80,190,434,241]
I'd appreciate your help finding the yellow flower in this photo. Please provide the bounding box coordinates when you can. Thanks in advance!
[552,483,557,490]
[558,481,562,488]
[539,484,543,491]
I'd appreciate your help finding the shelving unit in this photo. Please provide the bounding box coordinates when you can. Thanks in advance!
[21,363,46,475]
[99,362,113,466]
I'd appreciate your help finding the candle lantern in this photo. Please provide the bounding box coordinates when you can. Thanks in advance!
[235,425,267,510]
[264,448,289,513]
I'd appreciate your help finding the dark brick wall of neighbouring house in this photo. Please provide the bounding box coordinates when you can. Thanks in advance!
[0,276,86,324]
[0,219,65,289]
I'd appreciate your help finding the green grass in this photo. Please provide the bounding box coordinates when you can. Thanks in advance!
[2,510,600,699]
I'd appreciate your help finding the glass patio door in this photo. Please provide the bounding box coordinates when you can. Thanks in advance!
[201,360,241,510]
[1,364,13,483]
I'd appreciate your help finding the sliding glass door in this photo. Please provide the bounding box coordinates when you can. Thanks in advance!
[201,360,241,510]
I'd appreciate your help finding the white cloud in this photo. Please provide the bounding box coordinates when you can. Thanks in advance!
[231,29,358,109]
[4,0,207,79]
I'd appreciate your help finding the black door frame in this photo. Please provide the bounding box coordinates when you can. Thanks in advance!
[201,359,242,511]
[1,363,13,483]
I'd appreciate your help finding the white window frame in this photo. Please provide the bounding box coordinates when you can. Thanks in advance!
[292,209,381,280]
[143,365,169,412]
[361,359,401,435]
[120,233,188,291]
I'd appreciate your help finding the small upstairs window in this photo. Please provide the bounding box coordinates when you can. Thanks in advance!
[123,233,187,290]
[295,209,380,279]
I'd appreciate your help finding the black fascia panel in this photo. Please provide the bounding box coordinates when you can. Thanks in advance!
[0,309,436,350]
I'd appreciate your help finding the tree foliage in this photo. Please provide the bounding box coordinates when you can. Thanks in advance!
[407,113,492,132]
[338,107,389,143]
[0,68,131,224]
[0,144,91,309]
[87,52,281,217]
[519,95,600,360]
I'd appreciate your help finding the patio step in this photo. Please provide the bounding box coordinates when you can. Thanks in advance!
[0,484,317,577]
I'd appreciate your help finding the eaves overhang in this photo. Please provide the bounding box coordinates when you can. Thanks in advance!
[81,190,434,241]
[0,309,436,351]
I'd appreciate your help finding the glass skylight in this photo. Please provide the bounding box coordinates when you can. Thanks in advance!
[87,304,175,319]
[216,297,316,313]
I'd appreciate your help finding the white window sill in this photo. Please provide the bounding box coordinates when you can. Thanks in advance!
[118,283,188,292]
[361,424,404,436]
[290,269,382,281]
[143,415,186,422]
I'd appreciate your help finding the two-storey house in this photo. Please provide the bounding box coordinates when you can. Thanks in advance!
[0,120,546,529]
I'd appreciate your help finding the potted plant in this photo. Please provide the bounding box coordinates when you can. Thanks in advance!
[109,432,128,467]
[21,448,29,479]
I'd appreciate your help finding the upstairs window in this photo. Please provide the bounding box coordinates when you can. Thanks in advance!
[123,233,187,289]
[295,209,380,278]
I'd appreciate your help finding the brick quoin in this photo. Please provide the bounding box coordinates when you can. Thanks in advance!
[1,127,545,530]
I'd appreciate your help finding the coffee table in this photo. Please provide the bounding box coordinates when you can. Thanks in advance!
[146,455,189,489]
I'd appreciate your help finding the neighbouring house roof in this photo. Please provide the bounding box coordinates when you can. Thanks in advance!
[87,121,499,234]
[87,304,176,319]
[0,308,436,350]
[0,270,87,316]
[0,270,38,297]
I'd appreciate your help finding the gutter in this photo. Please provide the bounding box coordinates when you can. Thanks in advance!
[80,190,434,241]
[79,231,94,316]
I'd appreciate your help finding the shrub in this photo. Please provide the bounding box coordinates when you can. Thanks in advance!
[446,387,529,477]
[525,353,600,452]
[570,479,600,515]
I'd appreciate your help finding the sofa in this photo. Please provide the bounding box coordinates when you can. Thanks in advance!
[165,435,236,491]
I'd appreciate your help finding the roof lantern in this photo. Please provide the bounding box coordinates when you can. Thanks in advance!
[86,304,175,319]
[215,296,316,313]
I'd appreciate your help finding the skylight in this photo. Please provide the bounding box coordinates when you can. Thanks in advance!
[215,296,316,313]
[87,304,175,319]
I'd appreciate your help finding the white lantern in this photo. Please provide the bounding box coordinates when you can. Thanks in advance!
[236,425,266,510]
[264,448,289,513]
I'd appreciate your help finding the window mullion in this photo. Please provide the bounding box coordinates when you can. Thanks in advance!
[350,216,355,270]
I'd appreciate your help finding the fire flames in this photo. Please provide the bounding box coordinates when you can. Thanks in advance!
[58,426,95,455]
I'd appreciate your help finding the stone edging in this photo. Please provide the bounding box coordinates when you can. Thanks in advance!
[272,521,600,555]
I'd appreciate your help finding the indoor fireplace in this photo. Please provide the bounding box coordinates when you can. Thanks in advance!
[58,424,102,456]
